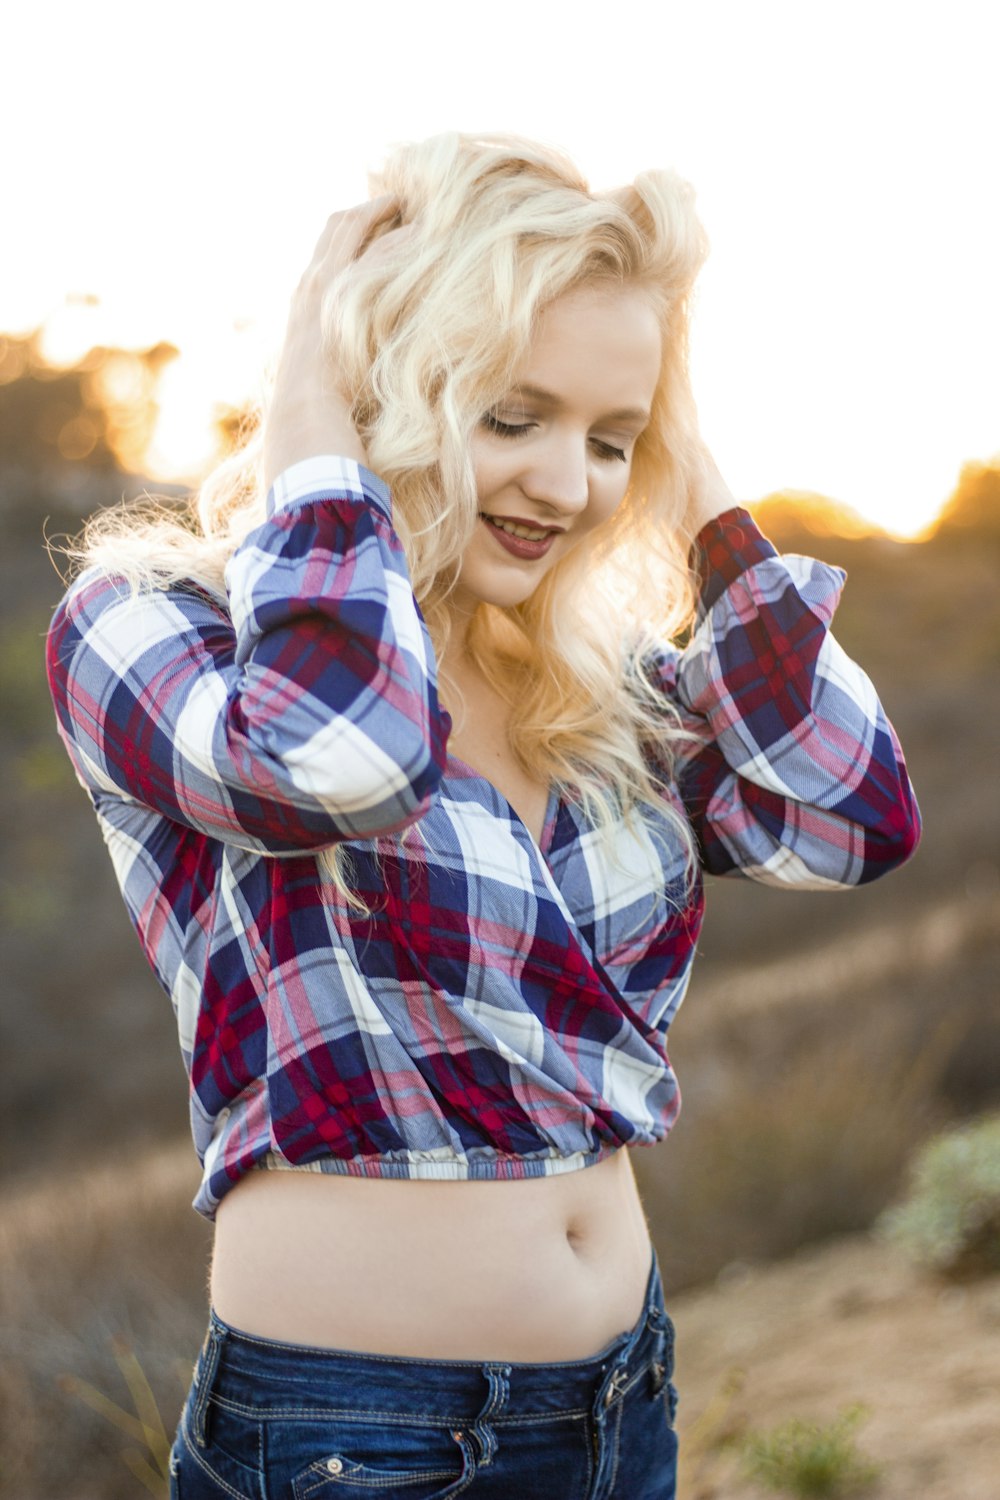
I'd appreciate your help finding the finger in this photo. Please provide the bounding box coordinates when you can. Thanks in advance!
[354,216,416,272]
[310,194,400,268]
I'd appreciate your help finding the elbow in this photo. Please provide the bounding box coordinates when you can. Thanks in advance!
[858,789,922,884]
[228,671,451,848]
[335,746,447,842]
[264,709,449,847]
[894,792,923,865]
[239,750,446,856]
[342,691,452,841]
[859,725,922,879]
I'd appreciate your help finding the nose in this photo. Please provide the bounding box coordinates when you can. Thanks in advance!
[519,432,590,516]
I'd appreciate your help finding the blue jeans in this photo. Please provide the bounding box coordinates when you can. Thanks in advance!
[169,1253,678,1499]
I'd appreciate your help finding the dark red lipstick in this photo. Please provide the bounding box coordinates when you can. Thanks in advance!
[479,513,563,560]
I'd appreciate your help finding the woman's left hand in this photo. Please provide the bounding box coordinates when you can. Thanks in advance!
[262,196,405,491]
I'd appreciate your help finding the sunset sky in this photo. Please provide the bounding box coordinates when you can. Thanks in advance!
[3,0,996,536]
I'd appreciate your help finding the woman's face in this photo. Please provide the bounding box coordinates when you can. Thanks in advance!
[451,283,662,624]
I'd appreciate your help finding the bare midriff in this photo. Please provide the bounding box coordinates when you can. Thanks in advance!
[210,1149,653,1361]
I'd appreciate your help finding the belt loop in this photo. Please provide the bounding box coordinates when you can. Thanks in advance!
[191,1321,225,1450]
[598,1364,629,1413]
[471,1363,511,1467]
[645,1254,668,1334]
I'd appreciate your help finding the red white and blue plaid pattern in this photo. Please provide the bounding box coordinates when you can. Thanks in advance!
[46,458,921,1217]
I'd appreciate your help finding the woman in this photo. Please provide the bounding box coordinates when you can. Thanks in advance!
[47,134,920,1499]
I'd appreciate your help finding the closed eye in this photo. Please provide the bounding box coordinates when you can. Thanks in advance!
[481,414,534,438]
[482,413,627,463]
[592,440,627,463]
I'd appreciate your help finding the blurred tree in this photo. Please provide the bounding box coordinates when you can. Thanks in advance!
[0,330,179,482]
[749,489,882,549]
[932,460,1000,540]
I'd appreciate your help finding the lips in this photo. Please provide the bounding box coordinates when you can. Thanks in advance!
[479,513,561,560]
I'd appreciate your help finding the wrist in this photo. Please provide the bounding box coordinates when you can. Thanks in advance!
[263,414,368,493]
[685,446,740,535]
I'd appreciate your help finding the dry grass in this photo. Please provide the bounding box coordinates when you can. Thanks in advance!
[0,1149,211,1499]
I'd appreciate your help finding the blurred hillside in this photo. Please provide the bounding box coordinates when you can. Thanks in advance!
[2,329,998,1214]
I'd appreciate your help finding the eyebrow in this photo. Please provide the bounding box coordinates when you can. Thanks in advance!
[507,383,651,426]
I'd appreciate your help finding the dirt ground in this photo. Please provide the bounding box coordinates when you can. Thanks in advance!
[671,1232,1000,1499]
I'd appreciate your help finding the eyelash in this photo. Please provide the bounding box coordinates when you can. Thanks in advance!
[481,414,628,464]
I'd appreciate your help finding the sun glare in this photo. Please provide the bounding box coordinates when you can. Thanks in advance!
[6,0,996,541]
[144,358,227,481]
[24,301,987,539]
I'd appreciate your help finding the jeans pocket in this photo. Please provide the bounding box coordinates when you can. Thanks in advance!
[178,1386,260,1499]
[289,1418,476,1499]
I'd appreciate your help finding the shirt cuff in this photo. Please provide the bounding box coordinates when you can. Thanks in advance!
[689,506,778,615]
[265,455,394,523]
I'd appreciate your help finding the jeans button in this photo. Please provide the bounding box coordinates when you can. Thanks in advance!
[326,1457,344,1475]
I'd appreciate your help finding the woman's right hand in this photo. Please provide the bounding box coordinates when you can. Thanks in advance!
[262,195,402,491]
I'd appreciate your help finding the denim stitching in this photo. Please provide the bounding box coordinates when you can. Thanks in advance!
[448,1430,479,1497]
[582,1415,595,1493]
[209,1398,475,1424]
[255,1414,265,1495]
[604,1397,625,1497]
[211,1317,654,1377]
[210,1323,521,1368]
[469,1363,510,1467]
[180,1420,255,1500]
[296,1461,459,1496]
[295,1439,478,1498]
[491,1408,591,1427]
[191,1325,225,1449]
[206,1392,593,1425]
[619,1348,663,1405]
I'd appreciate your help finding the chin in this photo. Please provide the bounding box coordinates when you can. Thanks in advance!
[460,589,532,617]
[457,560,550,614]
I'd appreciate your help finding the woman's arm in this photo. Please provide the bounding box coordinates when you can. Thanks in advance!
[46,200,449,855]
[649,474,921,887]
[46,460,449,854]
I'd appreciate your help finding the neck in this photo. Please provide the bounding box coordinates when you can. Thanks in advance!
[437,595,480,682]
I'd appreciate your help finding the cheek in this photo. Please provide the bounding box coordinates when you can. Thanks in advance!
[592,469,631,525]
[469,441,504,508]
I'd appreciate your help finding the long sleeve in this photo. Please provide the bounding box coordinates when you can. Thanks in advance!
[647,508,921,887]
[46,455,450,854]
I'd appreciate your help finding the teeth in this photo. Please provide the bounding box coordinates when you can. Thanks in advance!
[484,515,551,540]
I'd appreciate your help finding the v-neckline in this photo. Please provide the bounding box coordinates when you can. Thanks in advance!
[444,750,559,859]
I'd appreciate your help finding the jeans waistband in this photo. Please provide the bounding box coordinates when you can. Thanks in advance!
[198,1250,672,1424]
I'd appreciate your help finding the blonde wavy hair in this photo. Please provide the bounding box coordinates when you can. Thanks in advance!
[74,132,712,901]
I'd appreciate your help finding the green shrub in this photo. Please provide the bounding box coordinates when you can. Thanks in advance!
[876,1113,1000,1278]
[740,1406,880,1497]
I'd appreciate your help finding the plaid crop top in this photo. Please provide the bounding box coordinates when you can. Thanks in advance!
[46,456,921,1218]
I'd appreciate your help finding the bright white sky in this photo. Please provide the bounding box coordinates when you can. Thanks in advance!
[3,0,997,535]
